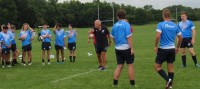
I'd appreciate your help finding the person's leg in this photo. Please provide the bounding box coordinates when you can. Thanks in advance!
[155,63,169,82]
[27,51,32,65]
[22,51,26,64]
[188,48,198,66]
[113,64,124,85]
[127,64,135,85]
[69,50,72,62]
[167,63,174,87]
[56,50,60,63]
[181,48,186,67]
[101,52,106,68]
[2,53,6,67]
[42,50,45,64]
[47,50,50,63]
[61,49,64,63]
[97,53,102,68]
[73,50,76,62]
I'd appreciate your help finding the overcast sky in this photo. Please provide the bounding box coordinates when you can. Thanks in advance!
[58,0,200,9]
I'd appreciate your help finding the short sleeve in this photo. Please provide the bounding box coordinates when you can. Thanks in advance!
[49,30,52,36]
[190,21,195,30]
[156,23,162,33]
[125,23,132,38]
[176,28,182,36]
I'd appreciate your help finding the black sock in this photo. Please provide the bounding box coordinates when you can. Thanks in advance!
[57,60,59,62]
[62,60,64,62]
[158,69,169,82]
[182,55,186,67]
[113,79,118,85]
[69,56,72,62]
[192,55,197,65]
[73,56,76,62]
[2,60,5,65]
[42,59,44,63]
[130,80,135,85]
[48,59,50,62]
[168,72,174,86]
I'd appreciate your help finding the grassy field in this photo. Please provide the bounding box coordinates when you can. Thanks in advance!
[0,21,200,89]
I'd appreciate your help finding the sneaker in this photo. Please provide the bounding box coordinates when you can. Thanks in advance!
[2,65,5,68]
[42,63,45,65]
[100,67,106,71]
[57,62,60,64]
[131,85,139,88]
[169,86,173,89]
[181,65,186,68]
[28,62,32,66]
[166,79,172,89]
[48,62,51,65]
[62,62,65,64]
[98,66,103,70]
[23,63,26,66]
[195,64,200,68]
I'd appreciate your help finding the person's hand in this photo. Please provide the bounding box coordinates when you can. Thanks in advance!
[130,48,134,55]
[175,48,179,54]
[191,39,195,45]
[154,47,158,53]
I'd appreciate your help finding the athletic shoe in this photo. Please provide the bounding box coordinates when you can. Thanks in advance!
[57,62,60,64]
[181,65,186,68]
[100,67,106,71]
[48,62,51,65]
[23,63,26,66]
[42,63,45,65]
[28,63,32,66]
[166,79,172,89]
[2,65,5,68]
[98,66,103,70]
[169,86,173,89]
[195,64,200,68]
[62,62,65,64]
[131,85,139,88]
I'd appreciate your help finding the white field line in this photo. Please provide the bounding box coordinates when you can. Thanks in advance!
[51,67,109,83]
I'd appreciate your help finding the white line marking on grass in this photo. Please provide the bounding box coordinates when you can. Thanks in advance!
[51,67,109,83]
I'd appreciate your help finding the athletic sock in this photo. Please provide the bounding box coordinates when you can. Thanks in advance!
[62,60,64,62]
[48,59,50,62]
[69,56,72,62]
[2,60,5,66]
[182,55,186,67]
[73,56,76,62]
[157,69,169,82]
[113,79,118,85]
[57,60,59,62]
[42,59,44,63]
[130,80,135,85]
[168,72,174,86]
[192,55,197,65]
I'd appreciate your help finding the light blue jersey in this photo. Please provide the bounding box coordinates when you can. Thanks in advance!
[41,29,52,42]
[7,29,16,44]
[54,29,66,46]
[66,30,77,43]
[18,30,32,46]
[0,32,13,49]
[156,21,182,49]
[178,20,195,38]
[111,20,132,50]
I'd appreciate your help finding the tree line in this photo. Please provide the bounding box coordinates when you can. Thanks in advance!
[0,0,200,28]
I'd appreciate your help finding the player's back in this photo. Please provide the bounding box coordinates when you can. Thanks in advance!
[157,21,180,48]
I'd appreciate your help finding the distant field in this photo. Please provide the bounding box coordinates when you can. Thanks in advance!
[0,21,200,89]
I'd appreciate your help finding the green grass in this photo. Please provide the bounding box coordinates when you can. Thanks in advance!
[0,21,200,89]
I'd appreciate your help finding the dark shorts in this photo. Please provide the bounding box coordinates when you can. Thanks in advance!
[11,44,17,52]
[95,45,108,54]
[2,48,10,54]
[115,49,135,64]
[42,42,51,50]
[22,44,32,51]
[68,42,76,51]
[180,37,193,48]
[55,45,64,50]
[155,48,175,64]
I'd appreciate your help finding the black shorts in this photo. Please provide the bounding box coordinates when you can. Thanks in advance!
[2,48,10,54]
[180,37,193,48]
[95,46,108,54]
[155,48,175,64]
[68,43,76,51]
[42,42,51,50]
[115,49,135,64]
[22,44,32,51]
[11,44,17,52]
[55,45,64,50]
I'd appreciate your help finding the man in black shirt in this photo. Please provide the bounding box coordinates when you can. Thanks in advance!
[91,20,111,70]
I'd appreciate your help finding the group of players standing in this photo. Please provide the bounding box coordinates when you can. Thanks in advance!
[88,9,199,89]
[0,23,77,67]
[0,8,199,89]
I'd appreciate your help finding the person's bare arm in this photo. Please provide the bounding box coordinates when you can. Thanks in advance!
[191,29,196,45]
[127,35,134,55]
[154,32,161,53]
[176,35,183,54]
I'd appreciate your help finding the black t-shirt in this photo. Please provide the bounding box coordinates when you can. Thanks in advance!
[93,26,109,47]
